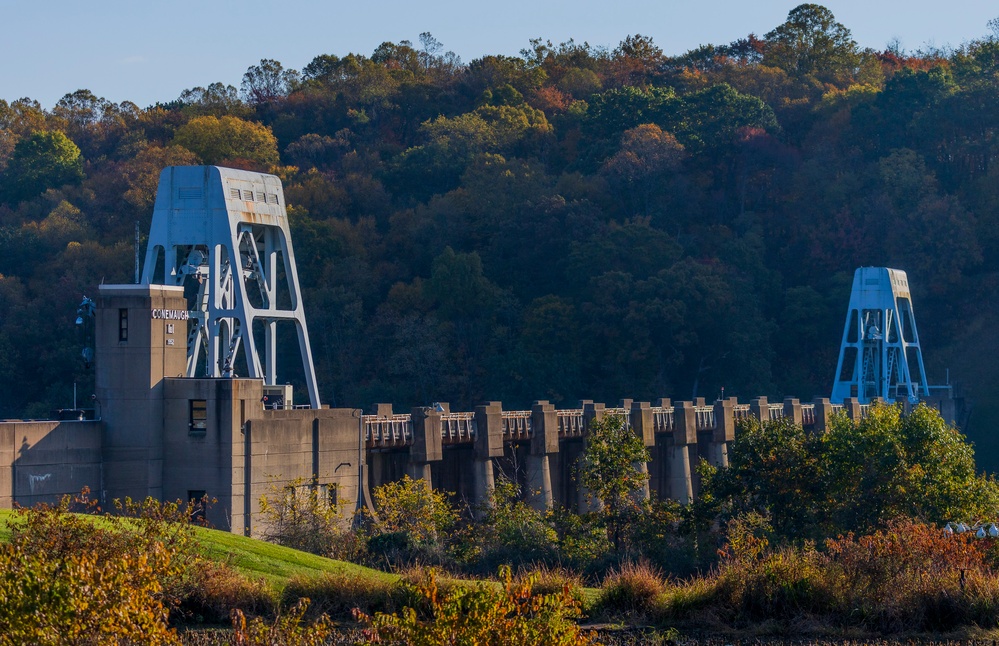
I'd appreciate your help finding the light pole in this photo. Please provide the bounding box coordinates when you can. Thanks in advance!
[353,408,365,529]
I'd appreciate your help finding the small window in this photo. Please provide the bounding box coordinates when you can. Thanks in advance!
[118,308,128,342]
[323,483,338,509]
[190,399,207,434]
[187,490,207,522]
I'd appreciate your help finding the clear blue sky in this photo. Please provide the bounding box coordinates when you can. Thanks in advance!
[1,0,995,109]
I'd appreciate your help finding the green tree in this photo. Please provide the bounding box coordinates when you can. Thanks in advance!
[673,84,779,152]
[704,404,999,541]
[0,98,47,137]
[463,55,547,98]
[608,34,665,86]
[705,416,825,540]
[172,115,279,168]
[823,403,999,531]
[240,58,300,104]
[426,247,500,320]
[601,124,685,214]
[1,130,84,204]
[370,475,457,554]
[579,413,651,551]
[178,82,249,118]
[473,478,559,568]
[763,3,865,86]
[120,144,201,212]
[52,89,109,131]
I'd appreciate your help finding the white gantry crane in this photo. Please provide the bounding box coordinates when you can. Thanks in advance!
[831,267,930,404]
[141,166,320,408]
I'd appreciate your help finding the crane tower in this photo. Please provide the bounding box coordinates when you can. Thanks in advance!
[831,267,929,404]
[140,166,320,408]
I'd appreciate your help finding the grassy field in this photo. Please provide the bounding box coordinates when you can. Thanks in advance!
[0,507,396,592]
[188,524,397,590]
[8,508,999,643]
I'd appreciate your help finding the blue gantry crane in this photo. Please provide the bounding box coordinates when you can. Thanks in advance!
[831,267,930,404]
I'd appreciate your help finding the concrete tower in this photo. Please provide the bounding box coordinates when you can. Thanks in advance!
[831,267,930,404]
[95,284,188,502]
[140,166,320,408]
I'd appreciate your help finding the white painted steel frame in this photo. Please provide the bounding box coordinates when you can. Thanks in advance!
[831,267,929,404]
[141,166,321,408]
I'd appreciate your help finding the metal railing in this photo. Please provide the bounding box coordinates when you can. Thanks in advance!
[651,407,674,433]
[364,414,411,448]
[360,397,877,449]
[694,406,715,430]
[801,403,815,426]
[501,410,532,441]
[557,409,585,438]
[441,412,476,444]
[768,403,785,422]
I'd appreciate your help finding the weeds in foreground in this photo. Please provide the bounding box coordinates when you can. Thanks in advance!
[356,565,596,645]
[682,518,999,633]
[180,560,277,624]
[514,564,587,608]
[0,489,196,645]
[598,560,667,618]
[231,599,333,646]
[281,570,396,622]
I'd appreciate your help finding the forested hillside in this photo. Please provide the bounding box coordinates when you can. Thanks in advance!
[2,5,998,463]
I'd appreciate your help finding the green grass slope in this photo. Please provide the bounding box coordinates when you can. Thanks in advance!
[190,524,396,590]
[0,508,395,592]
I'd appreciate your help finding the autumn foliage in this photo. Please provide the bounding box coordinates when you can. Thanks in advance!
[4,6,999,473]
[0,491,191,645]
[356,566,595,646]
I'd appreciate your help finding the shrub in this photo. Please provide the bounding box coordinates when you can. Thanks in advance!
[718,511,773,565]
[625,498,698,577]
[822,518,996,631]
[0,490,202,644]
[282,570,396,622]
[722,544,828,620]
[357,566,595,645]
[368,475,457,565]
[597,560,667,617]
[0,540,178,645]
[179,560,277,624]
[706,517,999,632]
[258,477,365,561]
[392,565,471,612]
[230,599,333,646]
[514,565,586,608]
[549,506,613,574]
[471,478,559,571]
[654,576,718,621]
